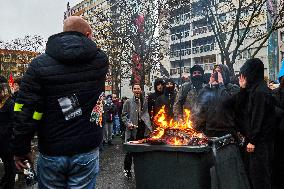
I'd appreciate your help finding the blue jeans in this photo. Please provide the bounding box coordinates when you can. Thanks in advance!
[113,114,120,134]
[37,148,99,189]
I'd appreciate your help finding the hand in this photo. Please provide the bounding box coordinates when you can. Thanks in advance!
[246,143,255,153]
[239,75,247,88]
[14,152,33,172]
[217,72,223,84]
[127,124,135,130]
[209,73,216,84]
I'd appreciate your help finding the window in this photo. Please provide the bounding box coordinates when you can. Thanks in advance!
[187,49,191,55]
[281,32,284,42]
[219,14,226,22]
[185,30,190,37]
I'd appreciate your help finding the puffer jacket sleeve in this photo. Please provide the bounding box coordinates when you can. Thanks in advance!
[12,58,43,156]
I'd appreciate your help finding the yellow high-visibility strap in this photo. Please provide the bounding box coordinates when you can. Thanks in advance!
[14,103,24,112]
[33,111,43,121]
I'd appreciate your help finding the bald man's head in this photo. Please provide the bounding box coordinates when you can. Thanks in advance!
[63,16,93,39]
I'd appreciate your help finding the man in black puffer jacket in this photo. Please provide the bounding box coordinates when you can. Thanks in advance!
[194,64,239,135]
[11,16,108,188]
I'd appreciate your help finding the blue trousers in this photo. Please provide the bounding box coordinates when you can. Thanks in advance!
[37,148,99,189]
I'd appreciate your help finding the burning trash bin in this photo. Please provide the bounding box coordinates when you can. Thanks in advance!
[123,107,250,189]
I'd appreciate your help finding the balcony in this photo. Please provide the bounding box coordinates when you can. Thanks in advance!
[169,49,192,61]
[192,44,215,56]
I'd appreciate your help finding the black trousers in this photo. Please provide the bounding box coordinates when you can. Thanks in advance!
[124,120,146,171]
[0,153,15,189]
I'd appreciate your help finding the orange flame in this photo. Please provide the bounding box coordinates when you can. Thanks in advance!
[149,106,206,146]
[153,106,193,130]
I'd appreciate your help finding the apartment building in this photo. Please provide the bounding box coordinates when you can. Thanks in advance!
[64,0,116,95]
[165,0,280,81]
[0,49,38,78]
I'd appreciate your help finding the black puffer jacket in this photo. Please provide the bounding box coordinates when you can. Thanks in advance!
[194,65,239,135]
[12,31,109,156]
[0,98,14,155]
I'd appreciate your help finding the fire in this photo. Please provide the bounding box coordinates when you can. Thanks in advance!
[153,105,194,131]
[147,106,208,146]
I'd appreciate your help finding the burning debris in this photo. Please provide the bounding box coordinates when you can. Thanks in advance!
[146,106,208,146]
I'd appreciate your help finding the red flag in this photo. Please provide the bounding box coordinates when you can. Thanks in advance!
[9,73,14,88]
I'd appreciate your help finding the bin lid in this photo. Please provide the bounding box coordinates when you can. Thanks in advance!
[123,143,210,153]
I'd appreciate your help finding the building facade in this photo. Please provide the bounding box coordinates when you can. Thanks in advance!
[163,0,281,81]
[0,49,38,78]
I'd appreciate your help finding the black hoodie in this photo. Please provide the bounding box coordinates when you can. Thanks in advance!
[148,78,164,120]
[233,58,275,189]
[155,78,176,120]
[12,31,109,156]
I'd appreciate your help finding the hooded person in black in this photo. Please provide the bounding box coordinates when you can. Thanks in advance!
[194,64,239,135]
[236,58,275,189]
[174,65,205,119]
[272,69,284,189]
[155,78,177,121]
[219,58,275,189]
[148,78,164,120]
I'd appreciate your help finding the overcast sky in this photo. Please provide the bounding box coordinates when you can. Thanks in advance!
[0,0,83,42]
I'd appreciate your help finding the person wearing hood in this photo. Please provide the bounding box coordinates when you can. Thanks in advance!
[194,64,239,135]
[155,78,177,121]
[174,65,206,119]
[148,78,164,121]
[11,16,109,188]
[221,58,275,189]
[271,61,284,189]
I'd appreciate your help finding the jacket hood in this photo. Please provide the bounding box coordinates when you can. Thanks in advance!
[190,65,204,76]
[154,78,165,93]
[215,64,230,85]
[45,31,98,64]
[240,58,264,88]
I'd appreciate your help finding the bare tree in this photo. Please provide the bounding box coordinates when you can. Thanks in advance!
[0,35,43,76]
[196,0,284,74]
[0,35,45,53]
[85,0,167,92]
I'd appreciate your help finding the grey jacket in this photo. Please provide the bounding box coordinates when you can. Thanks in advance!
[173,81,205,118]
[122,95,152,141]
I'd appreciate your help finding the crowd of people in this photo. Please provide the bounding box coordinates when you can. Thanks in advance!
[121,59,284,189]
[0,15,283,189]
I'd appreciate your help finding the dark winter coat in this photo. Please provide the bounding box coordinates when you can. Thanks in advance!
[193,65,239,135]
[148,78,164,120]
[0,98,14,155]
[235,58,275,189]
[272,87,284,188]
[194,82,239,135]
[12,31,109,156]
[103,102,116,122]
[155,88,177,121]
